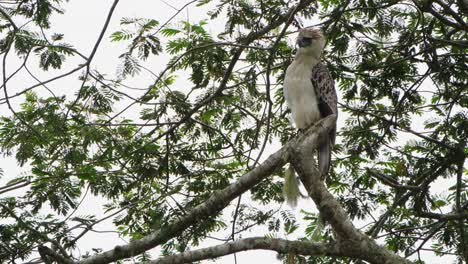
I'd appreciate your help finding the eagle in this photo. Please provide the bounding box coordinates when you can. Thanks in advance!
[283,27,337,180]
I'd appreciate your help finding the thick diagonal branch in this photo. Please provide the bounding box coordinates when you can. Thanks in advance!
[290,118,412,264]
[64,117,336,264]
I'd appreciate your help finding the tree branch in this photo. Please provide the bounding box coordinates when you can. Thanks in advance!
[0,179,30,195]
[340,103,457,151]
[0,7,18,30]
[290,116,413,264]
[67,116,336,264]
[38,245,73,264]
[416,211,468,221]
[153,237,340,264]
[367,169,422,191]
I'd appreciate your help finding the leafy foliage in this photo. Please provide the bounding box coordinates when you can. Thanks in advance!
[0,0,466,263]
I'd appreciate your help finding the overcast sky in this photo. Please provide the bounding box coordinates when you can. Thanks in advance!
[0,0,456,263]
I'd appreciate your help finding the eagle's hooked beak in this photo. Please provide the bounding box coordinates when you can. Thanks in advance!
[297,37,312,48]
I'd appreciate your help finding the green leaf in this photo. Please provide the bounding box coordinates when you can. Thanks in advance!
[110,30,134,42]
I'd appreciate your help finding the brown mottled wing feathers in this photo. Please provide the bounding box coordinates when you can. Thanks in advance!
[311,62,337,178]
[311,62,337,144]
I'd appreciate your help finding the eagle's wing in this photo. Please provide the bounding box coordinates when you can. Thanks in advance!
[311,62,337,179]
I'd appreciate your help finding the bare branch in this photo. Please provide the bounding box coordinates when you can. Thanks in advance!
[0,179,30,195]
[290,116,412,264]
[416,211,468,221]
[153,237,341,264]
[367,169,422,191]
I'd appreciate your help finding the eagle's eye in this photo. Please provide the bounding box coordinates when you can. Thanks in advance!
[298,36,313,47]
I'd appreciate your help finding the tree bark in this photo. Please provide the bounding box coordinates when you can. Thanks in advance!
[153,237,341,264]
[290,121,413,264]
[49,112,336,264]
[41,114,414,264]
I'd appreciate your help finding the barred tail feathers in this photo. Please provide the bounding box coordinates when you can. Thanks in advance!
[318,138,331,180]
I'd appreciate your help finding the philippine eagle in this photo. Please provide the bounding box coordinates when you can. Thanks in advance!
[283,27,337,180]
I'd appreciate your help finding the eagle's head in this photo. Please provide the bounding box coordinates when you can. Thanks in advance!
[296,27,325,57]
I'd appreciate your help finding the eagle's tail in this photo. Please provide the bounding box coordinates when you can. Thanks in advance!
[318,138,331,180]
[283,164,300,207]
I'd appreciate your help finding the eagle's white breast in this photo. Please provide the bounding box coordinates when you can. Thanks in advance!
[283,58,320,129]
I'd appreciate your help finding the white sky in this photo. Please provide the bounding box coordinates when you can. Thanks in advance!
[0,0,458,263]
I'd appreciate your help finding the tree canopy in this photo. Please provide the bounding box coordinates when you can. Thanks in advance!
[0,0,466,263]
